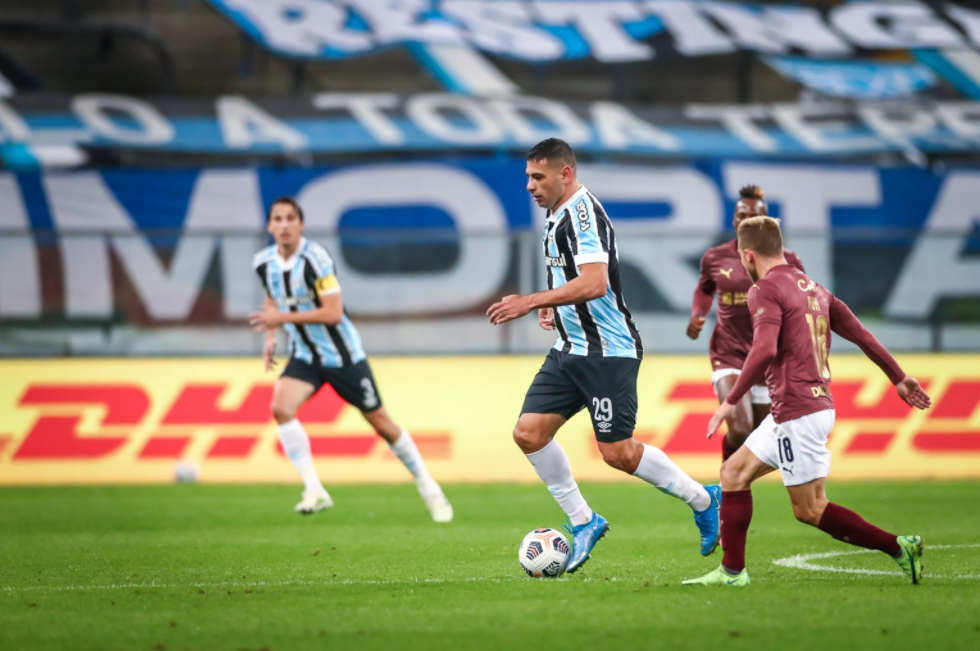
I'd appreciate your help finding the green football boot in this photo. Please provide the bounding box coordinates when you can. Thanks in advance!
[681,565,750,587]
[894,535,924,584]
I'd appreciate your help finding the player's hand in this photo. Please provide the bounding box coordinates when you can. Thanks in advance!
[262,337,278,372]
[706,401,735,439]
[249,304,282,332]
[487,295,532,326]
[896,376,931,410]
[538,308,555,331]
[687,316,706,340]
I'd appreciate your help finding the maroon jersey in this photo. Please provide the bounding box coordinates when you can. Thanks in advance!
[695,240,804,371]
[735,265,904,423]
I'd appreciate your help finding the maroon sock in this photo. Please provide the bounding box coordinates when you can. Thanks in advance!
[721,435,739,461]
[818,503,901,557]
[720,490,753,573]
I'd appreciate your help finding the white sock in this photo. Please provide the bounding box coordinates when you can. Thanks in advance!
[277,419,323,494]
[526,440,593,526]
[390,430,438,493]
[633,444,710,512]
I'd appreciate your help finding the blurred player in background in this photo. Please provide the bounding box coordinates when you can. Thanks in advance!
[683,217,929,587]
[489,139,721,573]
[250,197,453,522]
[687,185,805,460]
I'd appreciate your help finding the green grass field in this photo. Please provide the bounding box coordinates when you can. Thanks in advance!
[2,482,979,651]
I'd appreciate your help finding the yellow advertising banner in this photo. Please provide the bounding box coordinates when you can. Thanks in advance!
[1,355,979,484]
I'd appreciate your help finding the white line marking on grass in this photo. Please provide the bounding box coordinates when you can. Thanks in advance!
[772,543,980,579]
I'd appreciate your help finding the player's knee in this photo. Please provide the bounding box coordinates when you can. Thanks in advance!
[600,444,639,474]
[719,459,750,490]
[271,402,296,425]
[513,421,545,453]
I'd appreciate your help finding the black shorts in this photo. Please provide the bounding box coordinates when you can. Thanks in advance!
[521,349,640,443]
[282,357,383,412]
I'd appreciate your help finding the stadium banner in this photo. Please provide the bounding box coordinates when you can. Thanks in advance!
[761,57,938,100]
[3,93,980,164]
[1,159,979,335]
[204,0,980,64]
[1,356,979,485]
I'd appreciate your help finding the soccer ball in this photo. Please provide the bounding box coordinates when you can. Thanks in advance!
[518,528,570,578]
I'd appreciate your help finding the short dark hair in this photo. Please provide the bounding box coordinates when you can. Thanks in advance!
[738,184,765,200]
[267,196,304,222]
[527,138,576,169]
[738,216,783,257]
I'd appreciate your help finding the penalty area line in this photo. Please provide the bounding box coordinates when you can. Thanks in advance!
[772,543,980,579]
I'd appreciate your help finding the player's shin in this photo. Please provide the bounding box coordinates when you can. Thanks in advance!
[525,440,593,526]
[817,503,902,557]
[390,429,438,493]
[720,490,753,573]
[633,445,711,512]
[277,419,323,493]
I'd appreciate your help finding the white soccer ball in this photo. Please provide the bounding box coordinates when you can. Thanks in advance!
[173,459,200,484]
[519,528,570,578]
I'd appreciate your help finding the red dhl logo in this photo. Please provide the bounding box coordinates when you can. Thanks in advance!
[2,379,979,463]
[2,384,451,461]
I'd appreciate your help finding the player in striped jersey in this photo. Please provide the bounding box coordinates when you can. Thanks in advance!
[488,139,720,574]
[249,197,452,522]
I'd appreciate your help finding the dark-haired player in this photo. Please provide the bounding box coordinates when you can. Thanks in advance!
[488,138,720,573]
[250,197,452,521]
[687,185,805,460]
[683,216,929,587]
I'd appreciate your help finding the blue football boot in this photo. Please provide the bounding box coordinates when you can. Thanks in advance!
[563,512,610,574]
[693,484,722,556]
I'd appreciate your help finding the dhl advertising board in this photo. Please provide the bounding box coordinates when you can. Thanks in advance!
[1,356,979,484]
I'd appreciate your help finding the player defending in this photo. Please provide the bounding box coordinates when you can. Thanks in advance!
[683,217,929,587]
[250,197,453,522]
[488,138,721,573]
[687,185,805,460]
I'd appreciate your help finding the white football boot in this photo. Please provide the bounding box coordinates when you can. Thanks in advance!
[420,484,453,523]
[295,488,333,515]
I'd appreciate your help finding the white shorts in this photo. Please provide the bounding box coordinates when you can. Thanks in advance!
[712,368,771,405]
[744,409,835,487]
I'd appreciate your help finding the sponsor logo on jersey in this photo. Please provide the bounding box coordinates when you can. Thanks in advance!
[278,295,313,308]
[545,254,567,267]
[575,200,591,232]
[798,278,816,292]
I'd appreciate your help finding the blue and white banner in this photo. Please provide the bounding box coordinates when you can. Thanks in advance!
[4,94,980,166]
[205,0,980,64]
[2,159,978,326]
[763,57,938,99]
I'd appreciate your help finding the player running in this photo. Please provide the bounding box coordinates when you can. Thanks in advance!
[683,216,929,587]
[488,138,721,574]
[250,196,453,522]
[687,185,805,460]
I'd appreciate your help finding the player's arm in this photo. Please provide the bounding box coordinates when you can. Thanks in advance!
[261,296,278,372]
[706,285,782,438]
[249,273,344,330]
[488,263,607,326]
[277,290,343,326]
[688,253,715,340]
[829,297,931,409]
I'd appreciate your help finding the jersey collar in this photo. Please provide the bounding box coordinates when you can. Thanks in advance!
[276,237,307,268]
[547,185,588,223]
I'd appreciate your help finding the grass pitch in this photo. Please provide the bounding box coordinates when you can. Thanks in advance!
[2,482,979,651]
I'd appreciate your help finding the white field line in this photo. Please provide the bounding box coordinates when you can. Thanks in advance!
[772,543,980,579]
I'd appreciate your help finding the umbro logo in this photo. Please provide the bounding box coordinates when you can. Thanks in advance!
[598,422,612,432]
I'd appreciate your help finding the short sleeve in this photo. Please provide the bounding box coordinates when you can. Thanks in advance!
[748,281,783,328]
[303,242,340,296]
[570,196,609,266]
[786,250,806,273]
